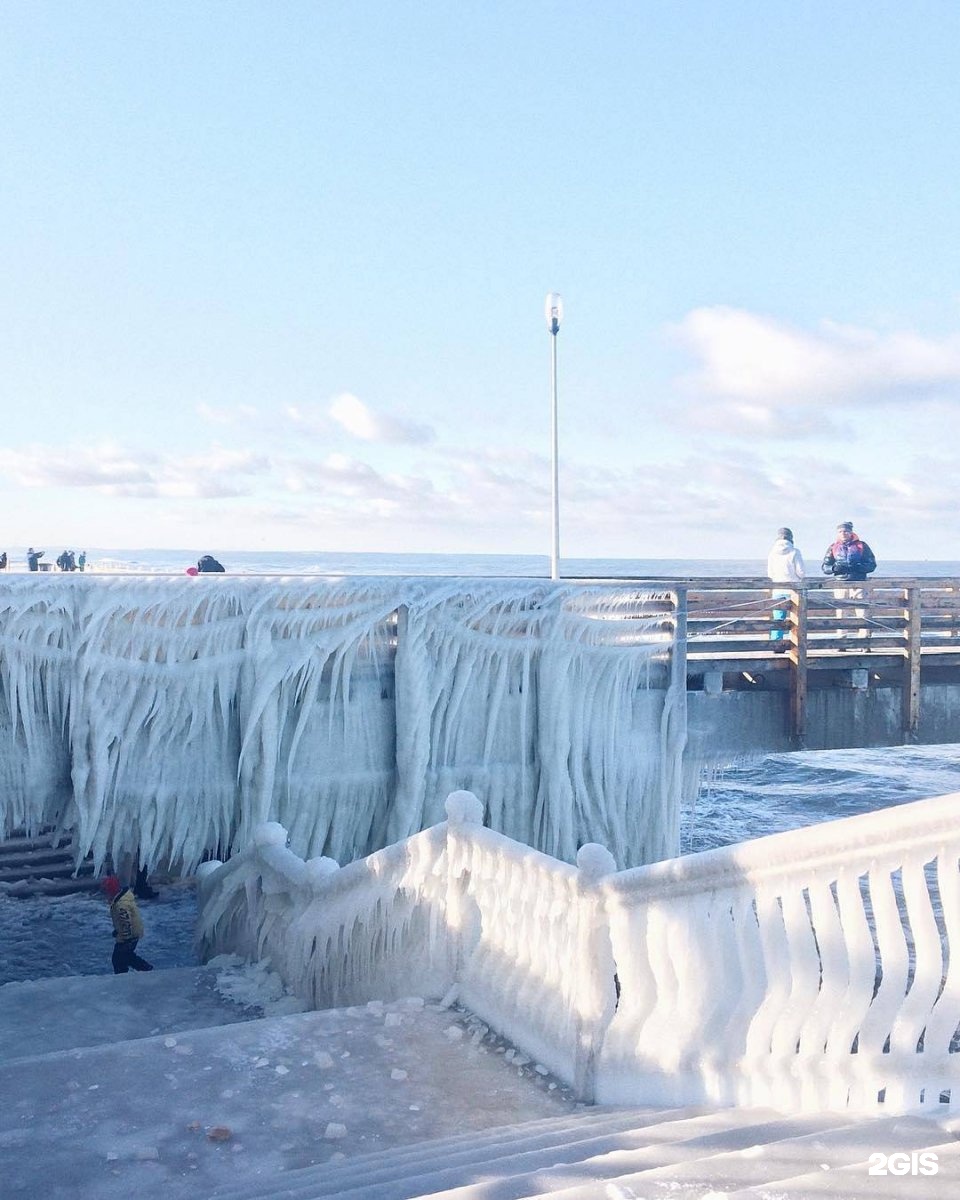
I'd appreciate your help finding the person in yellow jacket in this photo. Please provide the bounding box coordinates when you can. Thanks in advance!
[102,876,154,974]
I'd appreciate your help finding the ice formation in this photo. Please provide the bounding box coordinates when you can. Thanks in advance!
[0,575,683,873]
[198,791,960,1114]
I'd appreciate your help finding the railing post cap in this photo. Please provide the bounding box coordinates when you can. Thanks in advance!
[254,821,288,848]
[577,843,617,880]
[304,855,340,887]
[445,790,485,826]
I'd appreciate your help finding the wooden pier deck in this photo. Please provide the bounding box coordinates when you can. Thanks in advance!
[604,577,960,750]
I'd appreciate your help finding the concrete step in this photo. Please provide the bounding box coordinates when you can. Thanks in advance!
[0,964,264,1063]
[0,842,75,865]
[212,1106,702,1200]
[230,1109,858,1200]
[0,859,94,882]
[0,996,579,1200]
[725,1135,960,1198]
[205,1099,960,1200]
[0,827,65,854]
[0,827,104,895]
[0,872,104,897]
[518,1112,954,1200]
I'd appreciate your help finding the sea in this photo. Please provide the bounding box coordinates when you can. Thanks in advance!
[2,548,958,984]
[24,547,960,578]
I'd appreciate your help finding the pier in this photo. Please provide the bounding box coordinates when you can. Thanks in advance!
[638,576,960,753]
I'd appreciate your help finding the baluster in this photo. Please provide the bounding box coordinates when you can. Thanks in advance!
[826,869,877,1109]
[745,887,792,1107]
[800,877,848,1109]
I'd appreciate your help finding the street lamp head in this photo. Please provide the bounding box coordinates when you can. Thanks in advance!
[544,292,563,335]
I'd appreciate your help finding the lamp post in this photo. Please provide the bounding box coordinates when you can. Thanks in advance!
[544,292,563,581]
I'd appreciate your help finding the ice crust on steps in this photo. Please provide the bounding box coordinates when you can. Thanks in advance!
[0,964,261,1063]
[0,992,578,1200]
[0,576,680,874]
[723,1138,960,1199]
[228,1114,960,1200]
[2,959,954,1200]
[254,1115,849,1200]
[212,1108,695,1200]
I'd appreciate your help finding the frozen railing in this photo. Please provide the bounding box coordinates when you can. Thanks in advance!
[197,818,453,1009]
[197,789,960,1115]
[599,790,960,1114]
[197,791,619,1097]
[446,808,617,1092]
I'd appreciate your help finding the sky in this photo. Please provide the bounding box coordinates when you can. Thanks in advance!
[2,1,960,560]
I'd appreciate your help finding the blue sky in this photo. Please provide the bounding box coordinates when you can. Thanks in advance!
[2,1,960,561]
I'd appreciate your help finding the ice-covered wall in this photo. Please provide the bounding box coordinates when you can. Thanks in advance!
[0,576,681,873]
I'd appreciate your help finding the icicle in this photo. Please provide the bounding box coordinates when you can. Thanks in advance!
[0,575,681,872]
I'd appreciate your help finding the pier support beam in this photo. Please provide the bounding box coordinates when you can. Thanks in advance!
[902,586,921,742]
[789,588,808,748]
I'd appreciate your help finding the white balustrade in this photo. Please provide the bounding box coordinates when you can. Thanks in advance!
[197,788,960,1115]
[597,790,960,1114]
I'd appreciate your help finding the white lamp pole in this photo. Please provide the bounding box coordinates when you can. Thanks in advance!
[544,292,563,580]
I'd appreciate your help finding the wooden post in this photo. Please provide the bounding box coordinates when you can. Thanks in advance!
[903,586,921,743]
[789,587,808,748]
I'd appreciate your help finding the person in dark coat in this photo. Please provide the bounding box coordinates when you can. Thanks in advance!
[822,521,877,643]
[27,547,44,571]
[196,554,225,573]
[102,876,154,973]
[821,521,877,581]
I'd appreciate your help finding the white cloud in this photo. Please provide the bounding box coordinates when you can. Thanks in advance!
[196,394,436,447]
[675,399,848,440]
[0,443,269,500]
[674,307,960,407]
[328,393,435,444]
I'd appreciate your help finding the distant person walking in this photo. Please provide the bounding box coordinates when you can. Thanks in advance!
[102,876,153,974]
[0,551,6,570]
[26,547,44,572]
[77,550,87,572]
[767,527,805,650]
[822,520,877,643]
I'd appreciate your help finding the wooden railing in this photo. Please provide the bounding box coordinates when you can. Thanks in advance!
[611,577,960,747]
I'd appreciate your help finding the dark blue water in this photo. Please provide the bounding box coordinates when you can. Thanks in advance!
[682,743,960,854]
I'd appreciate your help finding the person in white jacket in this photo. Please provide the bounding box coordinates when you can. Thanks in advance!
[767,527,805,583]
[767,528,804,650]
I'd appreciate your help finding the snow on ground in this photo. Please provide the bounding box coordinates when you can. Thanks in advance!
[0,881,198,986]
[0,883,581,1199]
[0,981,580,1200]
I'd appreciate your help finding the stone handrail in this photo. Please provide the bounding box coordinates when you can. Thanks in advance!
[196,789,960,1115]
[196,819,452,1009]
[598,790,960,1113]
[196,791,618,1099]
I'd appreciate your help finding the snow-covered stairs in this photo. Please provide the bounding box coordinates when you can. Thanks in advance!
[0,968,579,1200]
[210,1106,960,1200]
[0,826,99,895]
[2,964,957,1199]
